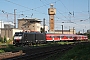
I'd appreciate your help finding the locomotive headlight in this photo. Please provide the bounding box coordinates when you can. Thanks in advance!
[14,37,17,39]
[19,36,22,39]
[14,36,22,40]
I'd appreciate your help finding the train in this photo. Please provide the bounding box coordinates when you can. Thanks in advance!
[13,32,88,46]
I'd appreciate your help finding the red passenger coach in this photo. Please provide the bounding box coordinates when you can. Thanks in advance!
[73,35,88,41]
[60,34,74,41]
[46,33,60,41]
[46,33,88,42]
[81,35,88,41]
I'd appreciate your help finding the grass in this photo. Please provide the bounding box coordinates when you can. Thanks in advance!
[0,44,24,53]
[0,42,73,53]
[60,43,90,60]
[44,42,90,60]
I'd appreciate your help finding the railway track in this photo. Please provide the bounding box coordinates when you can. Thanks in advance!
[4,44,74,60]
[2,41,89,60]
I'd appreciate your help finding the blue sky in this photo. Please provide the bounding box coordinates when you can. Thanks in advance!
[0,0,90,33]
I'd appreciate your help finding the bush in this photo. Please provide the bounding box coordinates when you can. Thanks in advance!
[0,37,3,43]
[4,36,7,43]
[0,49,5,53]
[7,39,13,44]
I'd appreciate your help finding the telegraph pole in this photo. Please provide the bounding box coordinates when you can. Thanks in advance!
[43,18,45,33]
[61,25,63,34]
[88,0,90,21]
[14,9,17,28]
[73,27,75,34]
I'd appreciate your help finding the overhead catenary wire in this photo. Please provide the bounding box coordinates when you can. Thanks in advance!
[4,0,47,15]
[4,0,73,21]
[43,0,70,20]
[2,0,89,24]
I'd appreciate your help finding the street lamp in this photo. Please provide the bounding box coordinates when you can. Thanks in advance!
[14,9,17,28]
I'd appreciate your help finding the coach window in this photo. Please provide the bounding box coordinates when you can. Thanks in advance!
[50,36,53,38]
[47,36,50,38]
[66,36,68,38]
[25,26,26,28]
[79,37,81,39]
[28,26,29,28]
[68,36,72,38]
[54,36,59,38]
[58,36,60,38]
[61,36,64,38]
[54,36,56,38]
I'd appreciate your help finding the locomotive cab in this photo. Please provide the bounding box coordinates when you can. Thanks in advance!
[13,32,24,45]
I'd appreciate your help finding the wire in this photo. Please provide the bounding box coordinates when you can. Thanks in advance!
[42,0,69,20]
[59,0,70,12]
[4,0,47,15]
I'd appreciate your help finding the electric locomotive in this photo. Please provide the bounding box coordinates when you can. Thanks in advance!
[13,32,46,46]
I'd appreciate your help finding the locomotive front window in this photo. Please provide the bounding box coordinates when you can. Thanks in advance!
[14,32,23,36]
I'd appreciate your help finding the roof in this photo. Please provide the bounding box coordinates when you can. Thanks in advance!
[54,30,70,32]
[18,18,42,22]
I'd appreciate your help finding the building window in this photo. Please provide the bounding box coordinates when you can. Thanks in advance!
[51,11,53,12]
[25,26,26,28]
[24,20,27,22]
[51,19,53,20]
[37,26,39,28]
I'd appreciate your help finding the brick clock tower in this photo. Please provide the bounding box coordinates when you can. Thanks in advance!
[48,4,56,32]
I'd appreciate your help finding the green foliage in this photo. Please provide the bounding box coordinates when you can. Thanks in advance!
[0,37,3,43]
[7,39,13,44]
[0,44,24,52]
[0,49,5,53]
[3,36,7,43]
[44,42,90,60]
[60,43,90,60]
[87,34,90,39]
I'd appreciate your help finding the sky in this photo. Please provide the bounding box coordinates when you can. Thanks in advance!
[0,0,90,33]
